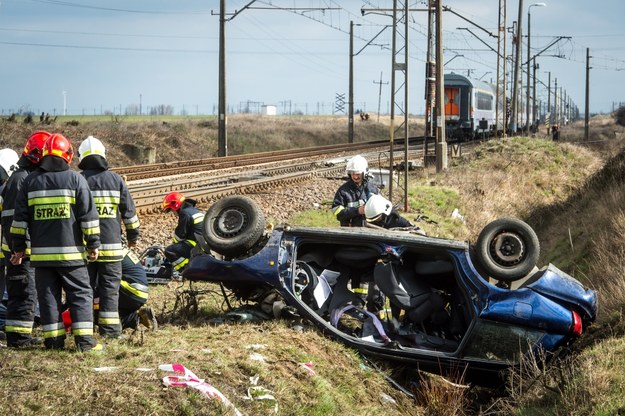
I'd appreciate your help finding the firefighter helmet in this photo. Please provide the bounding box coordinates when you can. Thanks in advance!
[78,135,106,162]
[0,148,19,179]
[22,130,52,164]
[162,192,186,212]
[346,155,368,175]
[43,133,74,164]
[365,194,393,222]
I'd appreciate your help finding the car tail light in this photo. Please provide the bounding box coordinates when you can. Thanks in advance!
[572,310,583,336]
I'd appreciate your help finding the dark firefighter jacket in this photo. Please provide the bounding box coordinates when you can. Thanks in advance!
[119,248,148,305]
[10,155,101,267]
[1,157,37,257]
[332,179,379,227]
[173,199,204,247]
[0,182,4,262]
[79,155,140,262]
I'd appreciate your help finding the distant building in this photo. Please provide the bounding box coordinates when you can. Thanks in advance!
[261,105,277,116]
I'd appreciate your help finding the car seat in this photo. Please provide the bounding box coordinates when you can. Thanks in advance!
[373,260,448,327]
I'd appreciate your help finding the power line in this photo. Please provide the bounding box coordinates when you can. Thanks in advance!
[27,0,211,14]
[0,26,212,40]
[0,40,213,53]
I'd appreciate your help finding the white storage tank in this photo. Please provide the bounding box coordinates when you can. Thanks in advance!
[261,105,277,116]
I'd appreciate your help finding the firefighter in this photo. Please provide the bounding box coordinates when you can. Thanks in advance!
[332,155,380,227]
[9,133,103,352]
[117,247,155,330]
[1,133,49,348]
[0,147,20,307]
[332,155,379,227]
[162,192,204,274]
[77,136,140,339]
[332,155,383,312]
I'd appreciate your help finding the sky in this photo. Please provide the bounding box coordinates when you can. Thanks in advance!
[0,0,623,118]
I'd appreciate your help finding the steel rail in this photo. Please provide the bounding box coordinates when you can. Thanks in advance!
[113,139,396,181]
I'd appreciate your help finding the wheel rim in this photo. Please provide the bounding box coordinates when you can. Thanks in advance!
[216,208,248,237]
[490,231,525,267]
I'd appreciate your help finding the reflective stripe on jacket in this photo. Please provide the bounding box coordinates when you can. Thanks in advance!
[332,179,379,227]
[172,202,204,246]
[10,167,100,267]
[82,169,140,262]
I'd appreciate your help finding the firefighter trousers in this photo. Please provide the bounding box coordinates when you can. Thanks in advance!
[35,266,96,351]
[4,258,38,347]
[164,241,193,271]
[0,258,5,308]
[119,294,145,329]
[88,261,122,338]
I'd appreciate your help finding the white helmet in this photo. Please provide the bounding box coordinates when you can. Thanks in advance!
[0,148,19,179]
[365,194,393,222]
[346,155,368,175]
[78,135,106,162]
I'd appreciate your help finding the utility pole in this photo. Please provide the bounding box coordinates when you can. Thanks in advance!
[435,0,447,172]
[218,0,227,156]
[215,1,334,156]
[546,71,551,131]
[389,0,398,201]
[560,87,564,126]
[424,0,435,138]
[510,0,523,135]
[361,2,412,205]
[526,6,531,135]
[526,3,546,134]
[373,72,388,122]
[553,78,558,127]
[585,47,590,141]
[495,0,507,137]
[532,58,537,134]
[402,0,409,210]
[349,20,355,143]
[349,21,389,143]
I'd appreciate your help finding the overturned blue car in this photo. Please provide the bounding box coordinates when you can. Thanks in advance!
[183,196,598,386]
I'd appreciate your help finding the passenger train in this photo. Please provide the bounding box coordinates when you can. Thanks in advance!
[444,72,532,141]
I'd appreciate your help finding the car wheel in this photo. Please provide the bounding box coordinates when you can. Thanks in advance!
[203,195,266,257]
[475,218,540,282]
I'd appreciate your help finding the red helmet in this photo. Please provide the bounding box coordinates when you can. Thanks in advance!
[162,192,185,212]
[22,130,52,164]
[42,133,74,164]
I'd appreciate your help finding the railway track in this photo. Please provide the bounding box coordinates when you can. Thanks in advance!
[113,139,395,181]
[122,137,442,215]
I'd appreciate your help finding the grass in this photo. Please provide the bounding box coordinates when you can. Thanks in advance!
[0,282,416,415]
[289,207,337,228]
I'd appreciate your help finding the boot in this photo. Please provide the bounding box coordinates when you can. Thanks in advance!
[138,306,158,331]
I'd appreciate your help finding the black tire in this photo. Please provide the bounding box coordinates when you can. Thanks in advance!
[202,195,266,257]
[474,218,540,282]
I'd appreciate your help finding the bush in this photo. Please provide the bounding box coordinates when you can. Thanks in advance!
[615,106,625,127]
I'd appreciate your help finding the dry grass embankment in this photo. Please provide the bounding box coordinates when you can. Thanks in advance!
[0,114,398,166]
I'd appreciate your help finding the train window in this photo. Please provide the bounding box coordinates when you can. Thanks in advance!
[476,92,493,111]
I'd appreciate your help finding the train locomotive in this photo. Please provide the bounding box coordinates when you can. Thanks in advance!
[443,72,530,141]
